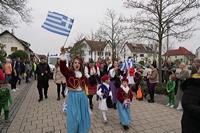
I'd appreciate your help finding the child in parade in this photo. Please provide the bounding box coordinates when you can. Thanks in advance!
[60,47,90,133]
[0,68,12,123]
[97,74,112,124]
[166,74,176,108]
[117,78,133,130]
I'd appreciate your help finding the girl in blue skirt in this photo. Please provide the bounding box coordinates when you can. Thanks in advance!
[117,78,133,130]
[60,47,90,133]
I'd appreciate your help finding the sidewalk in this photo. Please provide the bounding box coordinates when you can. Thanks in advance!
[6,80,182,133]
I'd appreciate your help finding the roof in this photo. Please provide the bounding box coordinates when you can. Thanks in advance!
[0,30,31,49]
[125,42,155,53]
[163,47,194,56]
[74,38,109,51]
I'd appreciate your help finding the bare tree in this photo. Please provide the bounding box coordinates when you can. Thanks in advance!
[0,0,31,28]
[95,9,131,61]
[123,0,200,82]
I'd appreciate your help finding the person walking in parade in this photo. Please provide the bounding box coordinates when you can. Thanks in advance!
[54,58,66,101]
[109,60,123,109]
[84,58,100,109]
[4,59,12,84]
[60,47,90,133]
[117,78,133,130]
[97,74,112,124]
[36,57,51,102]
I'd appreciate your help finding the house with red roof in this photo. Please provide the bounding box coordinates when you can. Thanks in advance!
[163,47,195,65]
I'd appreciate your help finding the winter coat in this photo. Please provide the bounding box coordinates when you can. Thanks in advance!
[181,77,200,133]
[54,66,66,84]
[148,68,158,83]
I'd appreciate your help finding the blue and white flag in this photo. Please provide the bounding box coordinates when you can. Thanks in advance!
[120,58,135,71]
[42,11,74,36]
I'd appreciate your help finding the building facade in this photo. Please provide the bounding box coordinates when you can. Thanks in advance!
[71,39,112,62]
[196,46,200,58]
[119,42,158,63]
[0,30,33,58]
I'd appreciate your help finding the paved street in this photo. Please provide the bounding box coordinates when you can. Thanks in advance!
[2,80,182,133]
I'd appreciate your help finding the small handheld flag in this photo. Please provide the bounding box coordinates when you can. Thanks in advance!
[42,11,74,36]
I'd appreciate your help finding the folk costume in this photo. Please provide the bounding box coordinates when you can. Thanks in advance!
[117,78,133,130]
[84,60,100,109]
[97,75,112,123]
[109,67,122,109]
[60,56,90,133]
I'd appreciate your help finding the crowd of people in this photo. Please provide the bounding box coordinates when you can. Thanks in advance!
[0,49,200,132]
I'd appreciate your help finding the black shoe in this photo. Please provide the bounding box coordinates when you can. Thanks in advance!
[113,103,117,109]
[123,125,129,130]
[38,98,43,102]
[45,95,48,99]
[57,97,60,101]
[90,105,93,110]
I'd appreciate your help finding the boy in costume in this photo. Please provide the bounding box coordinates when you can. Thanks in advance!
[97,75,112,124]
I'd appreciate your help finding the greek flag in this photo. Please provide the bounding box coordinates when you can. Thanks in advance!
[42,11,74,36]
[120,58,135,71]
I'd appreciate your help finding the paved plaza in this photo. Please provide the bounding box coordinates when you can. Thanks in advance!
[1,80,182,133]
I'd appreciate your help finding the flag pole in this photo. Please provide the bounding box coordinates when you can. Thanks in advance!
[63,36,69,47]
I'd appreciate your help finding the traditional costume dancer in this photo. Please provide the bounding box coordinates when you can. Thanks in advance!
[60,47,90,133]
[117,78,133,130]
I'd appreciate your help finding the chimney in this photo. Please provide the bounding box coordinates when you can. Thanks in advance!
[11,29,14,34]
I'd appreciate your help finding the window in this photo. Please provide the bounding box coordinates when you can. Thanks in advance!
[98,51,103,56]
[105,52,110,56]
[140,54,144,57]
[11,47,17,52]
[89,51,92,55]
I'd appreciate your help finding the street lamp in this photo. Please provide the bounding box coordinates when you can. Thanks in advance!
[167,23,170,52]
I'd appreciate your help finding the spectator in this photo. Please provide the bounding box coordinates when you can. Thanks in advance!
[147,64,158,103]
[181,59,200,133]
[175,63,189,110]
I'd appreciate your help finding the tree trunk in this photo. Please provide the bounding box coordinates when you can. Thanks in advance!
[158,38,162,83]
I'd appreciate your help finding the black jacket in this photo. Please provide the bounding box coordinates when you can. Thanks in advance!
[181,78,200,133]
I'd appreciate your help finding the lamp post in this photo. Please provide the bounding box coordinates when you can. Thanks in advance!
[167,23,170,52]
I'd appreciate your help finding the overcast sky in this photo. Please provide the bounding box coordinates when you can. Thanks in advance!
[12,0,200,55]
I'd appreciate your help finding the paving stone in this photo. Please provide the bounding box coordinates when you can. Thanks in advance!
[5,80,182,133]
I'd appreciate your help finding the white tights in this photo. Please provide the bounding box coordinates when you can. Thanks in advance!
[102,111,107,121]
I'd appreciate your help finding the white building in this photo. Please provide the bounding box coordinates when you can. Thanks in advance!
[71,38,112,62]
[119,42,158,63]
[196,46,200,58]
[0,30,33,58]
